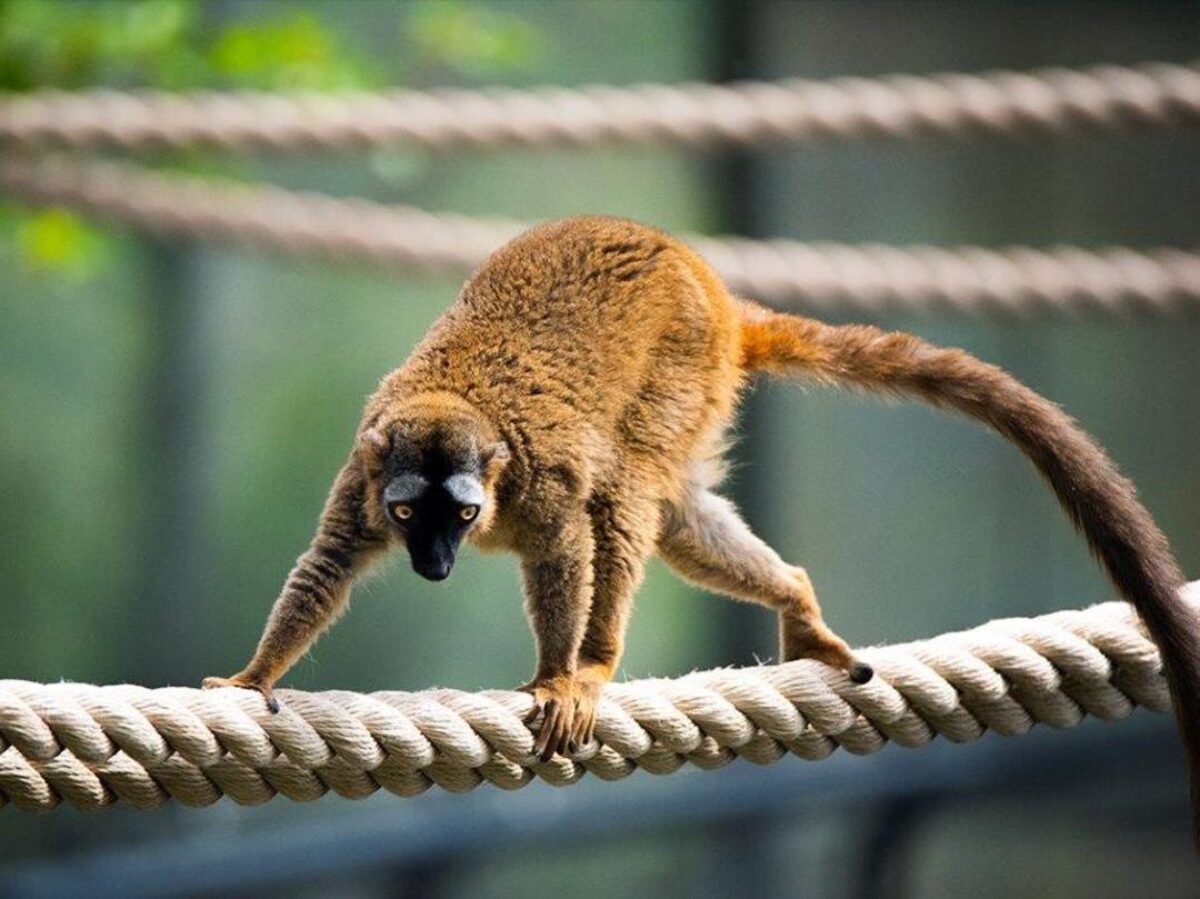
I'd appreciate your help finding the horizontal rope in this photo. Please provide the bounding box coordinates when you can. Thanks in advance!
[3,156,1199,317]
[1,61,1199,154]
[0,582,1194,812]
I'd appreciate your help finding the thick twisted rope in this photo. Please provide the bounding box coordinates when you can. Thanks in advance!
[1,61,1199,153]
[1,582,1195,812]
[3,156,1199,317]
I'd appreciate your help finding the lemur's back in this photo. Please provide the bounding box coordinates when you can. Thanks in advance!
[393,217,744,489]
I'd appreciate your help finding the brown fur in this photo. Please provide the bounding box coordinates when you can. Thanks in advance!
[206,216,1199,837]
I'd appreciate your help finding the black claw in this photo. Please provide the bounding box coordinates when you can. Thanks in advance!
[266,696,281,714]
[849,663,874,685]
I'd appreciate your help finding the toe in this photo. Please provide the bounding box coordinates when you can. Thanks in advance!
[571,707,595,747]
[555,720,572,757]
[849,661,874,684]
[536,701,561,761]
[523,700,543,726]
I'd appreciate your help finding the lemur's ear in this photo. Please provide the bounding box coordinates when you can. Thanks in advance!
[357,427,390,457]
[482,441,511,471]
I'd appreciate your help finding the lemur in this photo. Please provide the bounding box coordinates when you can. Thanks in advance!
[204,217,1200,839]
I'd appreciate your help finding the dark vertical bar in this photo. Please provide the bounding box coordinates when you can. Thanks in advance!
[710,0,775,666]
[129,240,210,685]
[701,4,784,897]
[122,0,229,689]
[856,797,929,899]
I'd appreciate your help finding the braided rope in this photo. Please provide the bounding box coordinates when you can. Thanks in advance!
[3,156,1199,317]
[1,61,1199,153]
[0,583,1194,812]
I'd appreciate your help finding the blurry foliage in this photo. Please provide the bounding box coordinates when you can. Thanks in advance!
[0,0,202,91]
[0,0,379,91]
[6,205,105,277]
[207,12,379,90]
[403,1,542,79]
[0,0,543,279]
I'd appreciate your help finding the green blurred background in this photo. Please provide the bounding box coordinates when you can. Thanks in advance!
[1,1,1198,896]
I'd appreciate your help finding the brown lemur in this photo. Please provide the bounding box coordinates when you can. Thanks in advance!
[205,217,1200,835]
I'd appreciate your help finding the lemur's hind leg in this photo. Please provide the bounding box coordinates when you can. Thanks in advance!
[657,486,872,683]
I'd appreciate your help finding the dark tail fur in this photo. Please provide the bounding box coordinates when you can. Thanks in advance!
[740,305,1200,847]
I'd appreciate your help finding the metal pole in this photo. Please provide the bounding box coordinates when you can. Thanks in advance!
[128,239,211,686]
[710,0,776,668]
[704,2,782,894]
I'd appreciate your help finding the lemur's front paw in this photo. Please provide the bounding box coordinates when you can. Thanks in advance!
[518,676,594,762]
[202,675,280,714]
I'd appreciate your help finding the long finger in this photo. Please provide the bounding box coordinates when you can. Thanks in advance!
[523,698,544,726]
[535,700,560,761]
[574,709,595,748]
[555,708,574,758]
[573,708,595,747]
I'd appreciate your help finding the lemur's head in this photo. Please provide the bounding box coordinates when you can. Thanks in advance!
[358,393,510,581]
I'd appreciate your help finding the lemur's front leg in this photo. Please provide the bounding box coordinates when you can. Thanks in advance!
[572,489,659,747]
[203,458,385,711]
[518,514,595,760]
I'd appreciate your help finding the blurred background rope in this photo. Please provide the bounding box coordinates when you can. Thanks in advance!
[3,156,1199,317]
[0,582,1193,812]
[1,60,1198,153]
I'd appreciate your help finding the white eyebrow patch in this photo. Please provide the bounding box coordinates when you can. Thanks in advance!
[444,473,485,506]
[384,474,428,503]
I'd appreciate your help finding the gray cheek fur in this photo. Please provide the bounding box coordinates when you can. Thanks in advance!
[384,474,429,504]
[444,473,485,506]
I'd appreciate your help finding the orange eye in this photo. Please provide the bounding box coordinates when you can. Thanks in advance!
[392,504,413,521]
[459,505,479,521]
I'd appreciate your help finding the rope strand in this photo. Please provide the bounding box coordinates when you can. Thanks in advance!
[2,60,1198,153]
[3,157,1198,317]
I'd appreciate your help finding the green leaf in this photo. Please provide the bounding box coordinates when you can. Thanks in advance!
[404,1,542,79]
[207,12,376,90]
[12,207,108,279]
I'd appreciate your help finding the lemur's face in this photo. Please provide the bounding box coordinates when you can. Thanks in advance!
[359,412,509,582]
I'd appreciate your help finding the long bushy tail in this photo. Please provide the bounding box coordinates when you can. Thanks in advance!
[740,304,1200,846]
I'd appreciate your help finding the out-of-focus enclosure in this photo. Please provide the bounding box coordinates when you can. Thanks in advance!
[1,1,1198,896]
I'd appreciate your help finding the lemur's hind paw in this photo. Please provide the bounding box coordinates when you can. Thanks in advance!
[202,675,280,713]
